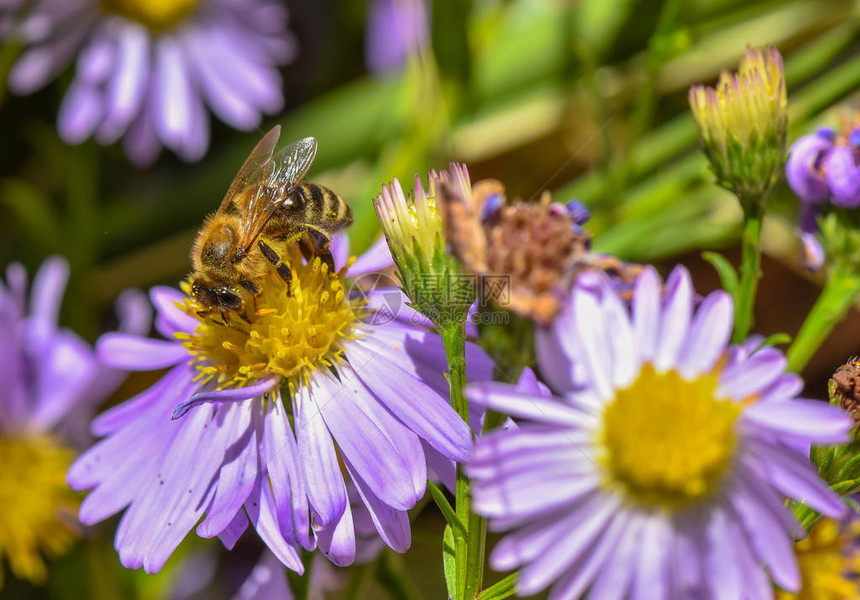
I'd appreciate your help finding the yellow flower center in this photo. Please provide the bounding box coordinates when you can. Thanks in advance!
[599,364,742,509]
[180,256,364,396]
[101,0,200,32]
[776,519,860,600]
[0,435,78,587]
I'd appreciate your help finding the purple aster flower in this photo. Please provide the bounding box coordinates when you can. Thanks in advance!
[468,265,851,599]
[0,256,149,586]
[3,0,296,165]
[365,0,428,74]
[786,130,833,204]
[68,235,493,574]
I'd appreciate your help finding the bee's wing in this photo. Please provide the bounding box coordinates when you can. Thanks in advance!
[237,136,319,253]
[216,125,282,213]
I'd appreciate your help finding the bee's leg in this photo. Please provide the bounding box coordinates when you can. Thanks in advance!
[258,240,293,292]
[299,230,336,273]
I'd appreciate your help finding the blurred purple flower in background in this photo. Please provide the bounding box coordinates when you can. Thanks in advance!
[0,256,148,586]
[3,0,296,165]
[365,0,428,74]
[468,266,851,599]
[785,124,860,270]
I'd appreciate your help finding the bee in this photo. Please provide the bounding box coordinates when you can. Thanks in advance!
[189,126,353,313]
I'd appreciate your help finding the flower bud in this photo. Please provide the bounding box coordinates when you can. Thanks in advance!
[689,45,787,202]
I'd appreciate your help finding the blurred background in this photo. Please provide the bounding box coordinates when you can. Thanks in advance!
[4,0,860,597]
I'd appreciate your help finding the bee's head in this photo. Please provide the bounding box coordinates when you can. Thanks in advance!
[190,278,244,312]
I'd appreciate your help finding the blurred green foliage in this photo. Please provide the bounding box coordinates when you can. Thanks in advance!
[5,0,860,597]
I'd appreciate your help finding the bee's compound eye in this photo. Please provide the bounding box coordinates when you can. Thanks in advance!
[211,287,242,310]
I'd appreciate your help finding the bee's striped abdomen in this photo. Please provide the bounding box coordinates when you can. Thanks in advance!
[296,183,353,233]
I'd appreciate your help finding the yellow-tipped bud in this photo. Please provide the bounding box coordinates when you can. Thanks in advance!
[689,45,787,202]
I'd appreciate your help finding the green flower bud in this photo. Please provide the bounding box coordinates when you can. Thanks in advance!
[689,45,787,203]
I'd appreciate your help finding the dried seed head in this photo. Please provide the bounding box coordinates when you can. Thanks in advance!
[440,179,606,324]
[831,357,860,423]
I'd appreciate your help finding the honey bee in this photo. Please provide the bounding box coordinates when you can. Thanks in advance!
[189,126,353,312]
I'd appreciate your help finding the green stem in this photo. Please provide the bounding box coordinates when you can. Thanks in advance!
[786,264,860,373]
[286,550,314,600]
[440,322,485,600]
[732,198,764,343]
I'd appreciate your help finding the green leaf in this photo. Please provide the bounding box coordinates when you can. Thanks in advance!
[443,524,458,600]
[701,251,739,301]
[428,480,466,535]
[477,573,518,600]
[752,333,792,352]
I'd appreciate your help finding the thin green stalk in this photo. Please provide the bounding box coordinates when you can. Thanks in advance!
[786,265,860,373]
[286,550,314,600]
[440,322,486,600]
[732,198,764,343]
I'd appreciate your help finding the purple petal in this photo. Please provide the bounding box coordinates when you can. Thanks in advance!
[586,516,641,600]
[550,513,629,600]
[365,0,428,74]
[9,16,89,94]
[152,36,198,149]
[218,509,249,550]
[114,406,230,573]
[826,146,860,208]
[743,399,851,445]
[632,266,661,363]
[122,91,162,167]
[262,394,311,549]
[182,26,261,130]
[58,81,104,143]
[570,272,613,398]
[465,383,596,428]
[338,363,427,497]
[786,134,832,203]
[728,476,799,591]
[653,266,692,372]
[718,347,786,400]
[631,517,668,600]
[702,507,742,600]
[348,236,394,278]
[172,376,277,419]
[115,287,152,336]
[29,329,97,430]
[197,400,258,538]
[518,495,620,595]
[312,371,421,511]
[677,291,733,379]
[96,21,150,144]
[30,255,68,326]
[748,438,847,518]
[90,365,186,436]
[245,475,304,573]
[347,341,472,460]
[295,382,347,529]
[97,333,187,370]
[150,286,197,336]
[316,501,356,567]
[343,458,411,552]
